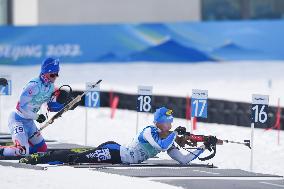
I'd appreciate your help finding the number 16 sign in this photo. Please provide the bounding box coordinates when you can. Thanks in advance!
[250,94,269,172]
[191,89,208,118]
[251,94,269,125]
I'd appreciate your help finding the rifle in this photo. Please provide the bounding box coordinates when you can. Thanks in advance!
[175,126,251,161]
[185,133,251,148]
[29,79,102,139]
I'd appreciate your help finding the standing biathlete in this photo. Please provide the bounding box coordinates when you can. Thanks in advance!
[0,58,64,157]
[20,107,218,165]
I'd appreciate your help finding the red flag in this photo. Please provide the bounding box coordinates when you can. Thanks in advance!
[109,90,113,107]
[192,117,197,130]
[266,98,281,131]
[186,96,191,121]
[111,96,119,119]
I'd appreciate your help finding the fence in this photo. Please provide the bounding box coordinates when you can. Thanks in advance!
[69,90,283,130]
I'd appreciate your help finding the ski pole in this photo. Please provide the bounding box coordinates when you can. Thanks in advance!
[29,79,102,139]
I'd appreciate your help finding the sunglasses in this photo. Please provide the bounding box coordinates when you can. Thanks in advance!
[49,73,59,78]
[166,109,173,116]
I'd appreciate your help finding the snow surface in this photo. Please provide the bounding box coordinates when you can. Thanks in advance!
[0,163,181,189]
[0,61,284,188]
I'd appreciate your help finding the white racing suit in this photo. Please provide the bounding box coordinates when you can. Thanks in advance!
[1,77,54,156]
[120,125,204,164]
[77,125,205,164]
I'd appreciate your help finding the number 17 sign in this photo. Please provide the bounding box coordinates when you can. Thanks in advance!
[191,89,208,118]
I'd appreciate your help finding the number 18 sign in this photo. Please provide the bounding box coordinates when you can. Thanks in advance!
[85,82,100,108]
[191,89,208,118]
[137,86,152,112]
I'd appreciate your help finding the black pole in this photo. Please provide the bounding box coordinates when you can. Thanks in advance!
[6,0,13,25]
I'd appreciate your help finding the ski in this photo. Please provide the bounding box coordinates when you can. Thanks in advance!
[0,147,95,160]
[0,160,47,170]
[70,163,217,169]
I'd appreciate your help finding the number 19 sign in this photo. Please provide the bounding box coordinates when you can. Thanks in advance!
[85,82,100,108]
[191,89,208,118]
[137,86,152,112]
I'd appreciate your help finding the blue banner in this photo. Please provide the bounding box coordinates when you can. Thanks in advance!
[0,20,283,65]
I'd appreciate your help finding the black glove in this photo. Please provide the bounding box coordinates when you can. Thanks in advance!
[175,126,187,135]
[203,136,218,151]
[0,78,8,86]
[36,114,46,123]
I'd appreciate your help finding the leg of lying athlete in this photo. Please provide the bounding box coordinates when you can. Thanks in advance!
[20,141,121,165]
[20,149,86,165]
[69,141,122,164]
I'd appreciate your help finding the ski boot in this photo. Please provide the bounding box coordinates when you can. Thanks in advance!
[19,152,48,165]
